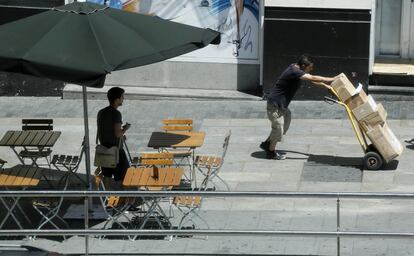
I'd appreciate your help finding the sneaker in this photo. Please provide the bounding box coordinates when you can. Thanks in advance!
[260,141,270,151]
[266,150,286,160]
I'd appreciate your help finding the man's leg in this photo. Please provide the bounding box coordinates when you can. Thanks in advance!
[264,105,286,160]
[283,108,292,135]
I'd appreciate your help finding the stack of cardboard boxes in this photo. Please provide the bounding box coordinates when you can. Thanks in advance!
[331,73,403,162]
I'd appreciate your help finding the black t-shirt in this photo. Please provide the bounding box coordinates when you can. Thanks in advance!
[97,106,122,148]
[267,64,305,109]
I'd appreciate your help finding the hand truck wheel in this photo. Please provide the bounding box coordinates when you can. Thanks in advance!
[363,151,383,170]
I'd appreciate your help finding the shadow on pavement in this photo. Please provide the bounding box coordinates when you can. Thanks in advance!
[250,150,398,171]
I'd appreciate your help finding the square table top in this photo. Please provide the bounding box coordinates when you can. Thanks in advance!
[0,130,61,147]
[122,167,183,188]
[147,131,205,149]
[0,165,42,187]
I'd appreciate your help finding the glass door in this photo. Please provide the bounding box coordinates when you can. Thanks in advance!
[375,0,402,56]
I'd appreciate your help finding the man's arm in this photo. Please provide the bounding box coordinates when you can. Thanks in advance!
[300,74,340,90]
[114,123,130,138]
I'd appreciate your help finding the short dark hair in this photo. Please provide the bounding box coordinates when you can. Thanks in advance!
[107,87,125,104]
[297,55,314,68]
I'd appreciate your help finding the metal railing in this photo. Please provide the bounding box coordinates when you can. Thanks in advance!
[2,190,414,256]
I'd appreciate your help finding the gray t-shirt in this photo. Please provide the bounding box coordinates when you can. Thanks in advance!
[267,64,305,110]
[97,106,122,148]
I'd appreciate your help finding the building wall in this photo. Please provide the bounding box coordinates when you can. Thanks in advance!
[262,0,374,100]
[106,61,259,91]
[85,0,262,93]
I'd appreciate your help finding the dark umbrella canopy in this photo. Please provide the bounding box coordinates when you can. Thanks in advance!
[0,2,220,87]
[0,2,220,190]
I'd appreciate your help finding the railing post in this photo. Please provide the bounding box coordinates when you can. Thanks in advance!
[337,196,340,256]
[85,196,89,256]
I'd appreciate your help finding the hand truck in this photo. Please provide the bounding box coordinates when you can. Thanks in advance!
[325,88,384,170]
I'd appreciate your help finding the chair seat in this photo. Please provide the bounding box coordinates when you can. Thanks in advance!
[195,155,221,168]
[32,198,59,208]
[173,196,202,207]
[170,151,192,157]
[19,149,52,158]
[106,196,126,208]
[52,154,80,166]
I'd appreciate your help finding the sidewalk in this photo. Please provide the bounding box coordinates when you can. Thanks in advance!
[0,97,413,255]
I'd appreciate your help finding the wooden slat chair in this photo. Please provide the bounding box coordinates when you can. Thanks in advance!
[132,152,174,167]
[19,119,54,168]
[0,158,6,169]
[51,140,86,187]
[162,119,193,133]
[32,171,70,239]
[172,193,209,232]
[94,167,132,239]
[195,130,231,191]
[22,119,53,131]
[161,119,194,169]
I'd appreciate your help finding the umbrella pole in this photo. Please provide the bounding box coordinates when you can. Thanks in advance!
[82,85,91,256]
[82,85,92,190]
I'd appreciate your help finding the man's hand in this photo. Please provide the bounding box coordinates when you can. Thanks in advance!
[122,122,131,131]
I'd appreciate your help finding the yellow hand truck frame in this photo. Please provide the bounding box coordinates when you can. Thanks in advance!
[325,88,384,170]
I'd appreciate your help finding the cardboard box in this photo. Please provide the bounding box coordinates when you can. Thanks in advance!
[352,95,377,121]
[360,103,387,131]
[366,123,403,162]
[345,90,368,110]
[331,73,356,102]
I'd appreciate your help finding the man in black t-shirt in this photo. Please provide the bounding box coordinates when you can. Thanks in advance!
[97,87,130,188]
[261,55,339,160]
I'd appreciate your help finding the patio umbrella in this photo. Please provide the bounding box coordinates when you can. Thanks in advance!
[0,2,220,188]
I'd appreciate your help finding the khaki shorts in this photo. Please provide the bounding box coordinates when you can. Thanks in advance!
[266,103,291,142]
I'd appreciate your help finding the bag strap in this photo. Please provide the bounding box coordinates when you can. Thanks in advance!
[96,111,101,145]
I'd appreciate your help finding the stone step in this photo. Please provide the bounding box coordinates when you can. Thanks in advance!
[63,84,261,101]
[368,84,414,101]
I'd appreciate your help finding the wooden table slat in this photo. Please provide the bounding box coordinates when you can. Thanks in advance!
[0,131,14,145]
[30,132,48,146]
[45,132,61,147]
[11,132,29,146]
[37,131,51,146]
[27,167,41,186]
[0,169,11,185]
[21,131,39,146]
[11,166,30,186]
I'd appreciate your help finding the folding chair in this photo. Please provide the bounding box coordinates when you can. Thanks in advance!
[32,174,70,239]
[162,119,193,132]
[161,119,194,170]
[51,140,86,187]
[19,119,54,168]
[172,192,209,231]
[195,130,231,190]
[132,152,174,167]
[94,167,132,239]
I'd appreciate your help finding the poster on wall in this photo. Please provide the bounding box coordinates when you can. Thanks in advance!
[83,0,259,63]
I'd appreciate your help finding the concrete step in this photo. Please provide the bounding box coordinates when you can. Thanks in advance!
[368,84,414,101]
[63,84,261,101]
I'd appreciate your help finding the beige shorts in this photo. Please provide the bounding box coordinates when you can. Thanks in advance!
[266,103,292,142]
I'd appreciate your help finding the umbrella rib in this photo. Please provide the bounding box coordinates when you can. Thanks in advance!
[87,16,113,72]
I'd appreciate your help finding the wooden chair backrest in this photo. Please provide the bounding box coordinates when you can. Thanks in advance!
[22,119,53,131]
[139,152,174,166]
[162,119,193,132]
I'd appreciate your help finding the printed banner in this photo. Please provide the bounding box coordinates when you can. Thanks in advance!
[86,0,259,63]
